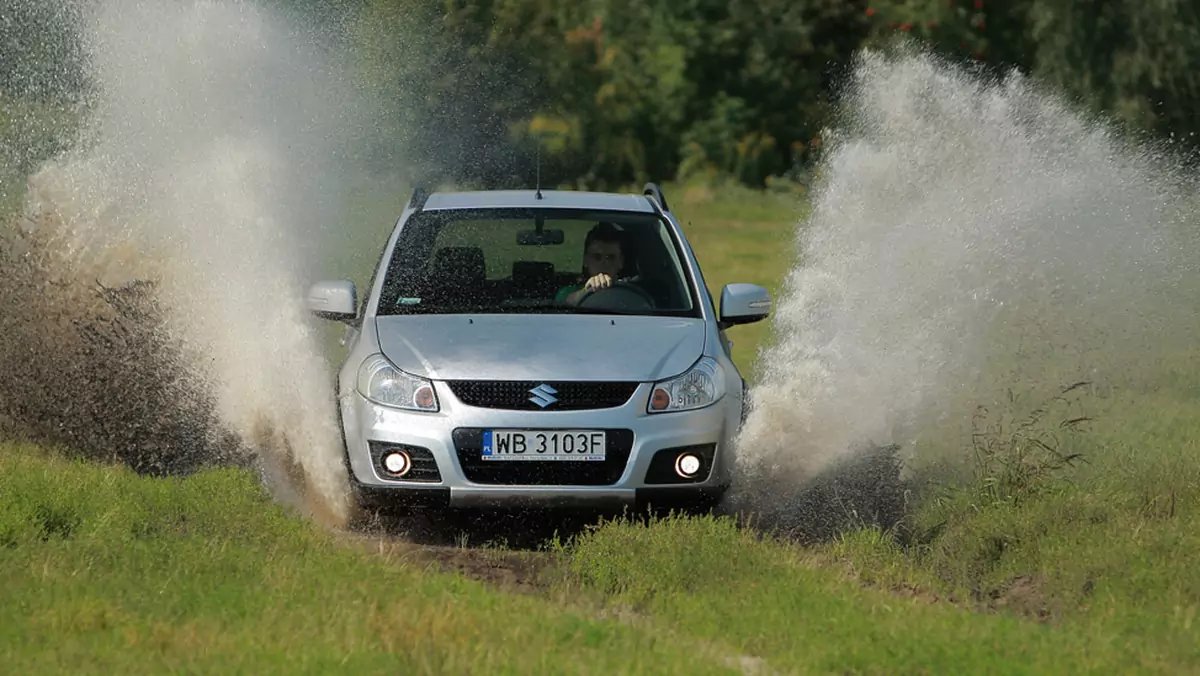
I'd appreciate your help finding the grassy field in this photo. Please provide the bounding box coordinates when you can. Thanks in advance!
[0,443,733,674]
[4,179,1200,673]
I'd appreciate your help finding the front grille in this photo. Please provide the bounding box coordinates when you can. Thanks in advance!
[368,441,442,483]
[446,380,639,411]
[452,428,634,485]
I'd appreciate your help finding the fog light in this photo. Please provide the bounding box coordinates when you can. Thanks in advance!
[382,450,411,476]
[674,452,701,478]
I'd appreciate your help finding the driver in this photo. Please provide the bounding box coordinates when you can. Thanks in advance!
[556,221,635,306]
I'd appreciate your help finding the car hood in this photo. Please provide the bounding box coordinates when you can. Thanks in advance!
[373,314,707,382]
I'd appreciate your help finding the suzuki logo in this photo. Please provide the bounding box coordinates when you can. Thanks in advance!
[528,383,558,408]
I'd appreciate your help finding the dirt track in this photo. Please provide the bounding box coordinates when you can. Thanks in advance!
[331,436,910,588]
[340,511,569,593]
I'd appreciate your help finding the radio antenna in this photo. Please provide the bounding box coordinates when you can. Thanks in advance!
[535,136,543,200]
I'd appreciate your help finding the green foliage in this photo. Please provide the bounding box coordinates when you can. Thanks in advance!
[0,1,88,100]
[339,0,1200,189]
[862,0,1200,148]
[6,0,1197,188]
[1025,0,1200,143]
[346,0,536,183]
[348,0,869,189]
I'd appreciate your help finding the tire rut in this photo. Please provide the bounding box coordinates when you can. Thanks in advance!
[337,509,785,676]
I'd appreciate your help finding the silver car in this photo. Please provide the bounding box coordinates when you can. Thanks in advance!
[307,183,771,516]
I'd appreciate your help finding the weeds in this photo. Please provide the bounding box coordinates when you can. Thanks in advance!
[968,381,1093,508]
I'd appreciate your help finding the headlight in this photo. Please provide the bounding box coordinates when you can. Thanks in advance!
[647,357,726,413]
[356,354,439,412]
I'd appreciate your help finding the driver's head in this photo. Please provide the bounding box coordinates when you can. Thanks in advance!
[582,222,626,279]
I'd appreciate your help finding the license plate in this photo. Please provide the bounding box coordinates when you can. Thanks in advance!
[481,430,606,461]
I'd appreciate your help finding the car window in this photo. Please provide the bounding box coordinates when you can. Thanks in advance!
[376,208,700,318]
[432,218,586,279]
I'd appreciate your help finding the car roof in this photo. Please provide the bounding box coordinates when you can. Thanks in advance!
[420,189,658,213]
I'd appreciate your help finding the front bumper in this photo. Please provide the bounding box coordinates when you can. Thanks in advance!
[348,482,728,512]
[339,381,738,510]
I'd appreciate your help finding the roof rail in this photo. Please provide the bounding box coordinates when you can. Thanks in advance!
[408,183,431,211]
[642,182,670,212]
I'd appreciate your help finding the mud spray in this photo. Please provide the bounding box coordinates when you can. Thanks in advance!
[0,0,389,528]
[729,45,1200,539]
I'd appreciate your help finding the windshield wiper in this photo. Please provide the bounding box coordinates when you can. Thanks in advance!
[382,303,569,315]
[569,306,653,316]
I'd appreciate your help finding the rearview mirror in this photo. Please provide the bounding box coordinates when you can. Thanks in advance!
[719,283,771,326]
[517,229,564,245]
[307,279,357,323]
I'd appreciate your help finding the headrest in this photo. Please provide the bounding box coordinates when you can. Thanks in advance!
[431,246,486,284]
[512,260,554,281]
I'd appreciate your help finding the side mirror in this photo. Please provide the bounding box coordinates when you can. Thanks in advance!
[719,283,771,326]
[307,280,357,323]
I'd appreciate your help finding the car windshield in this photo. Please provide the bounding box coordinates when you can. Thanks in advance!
[376,207,700,317]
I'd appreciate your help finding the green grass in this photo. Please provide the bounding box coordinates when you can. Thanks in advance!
[7,432,1196,673]
[823,384,1200,630]
[0,443,740,674]
[546,341,1200,673]
[7,175,1200,672]
[559,514,1197,673]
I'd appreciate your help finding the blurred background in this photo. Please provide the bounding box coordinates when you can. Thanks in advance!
[3,0,1197,199]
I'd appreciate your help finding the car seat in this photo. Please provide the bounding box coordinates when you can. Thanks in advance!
[424,246,488,304]
[511,261,557,299]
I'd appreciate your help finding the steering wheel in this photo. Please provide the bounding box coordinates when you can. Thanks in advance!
[577,281,657,312]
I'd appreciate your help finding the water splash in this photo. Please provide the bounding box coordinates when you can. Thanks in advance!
[730,45,1200,531]
[1,0,388,526]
